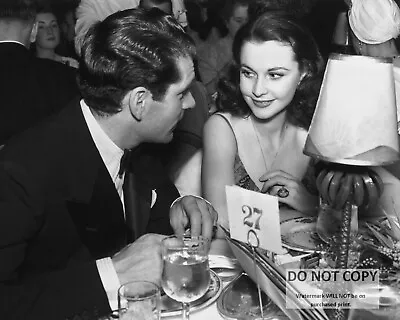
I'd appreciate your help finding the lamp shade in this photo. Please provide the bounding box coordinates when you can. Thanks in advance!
[304,53,400,166]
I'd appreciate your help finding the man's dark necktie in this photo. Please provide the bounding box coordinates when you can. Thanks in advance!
[119,149,138,243]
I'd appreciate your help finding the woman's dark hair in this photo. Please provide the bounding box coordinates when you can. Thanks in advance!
[216,10,324,130]
[248,0,317,21]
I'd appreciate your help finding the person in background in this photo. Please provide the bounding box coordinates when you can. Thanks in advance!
[202,11,324,234]
[58,4,79,61]
[0,0,78,146]
[32,5,79,68]
[197,0,249,100]
[348,0,400,131]
[75,0,188,56]
[0,8,216,320]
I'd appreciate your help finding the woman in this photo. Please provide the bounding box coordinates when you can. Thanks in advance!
[197,0,249,100]
[202,11,324,230]
[33,7,79,68]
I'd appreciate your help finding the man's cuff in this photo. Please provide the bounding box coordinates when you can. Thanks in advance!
[96,257,121,311]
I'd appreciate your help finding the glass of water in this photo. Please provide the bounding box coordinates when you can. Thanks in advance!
[161,235,210,320]
[118,281,161,320]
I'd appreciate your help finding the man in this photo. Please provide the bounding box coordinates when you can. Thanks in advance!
[0,0,79,146]
[0,8,216,320]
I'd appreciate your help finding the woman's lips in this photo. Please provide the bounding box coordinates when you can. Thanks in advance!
[252,99,274,108]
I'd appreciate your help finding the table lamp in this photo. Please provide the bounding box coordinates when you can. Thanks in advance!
[304,53,400,266]
[304,53,400,319]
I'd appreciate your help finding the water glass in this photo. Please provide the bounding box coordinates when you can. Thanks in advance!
[161,235,210,320]
[118,281,161,320]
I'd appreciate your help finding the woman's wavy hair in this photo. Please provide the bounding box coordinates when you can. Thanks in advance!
[217,10,324,129]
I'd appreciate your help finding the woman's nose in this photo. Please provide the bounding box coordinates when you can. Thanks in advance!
[46,27,54,35]
[252,78,268,97]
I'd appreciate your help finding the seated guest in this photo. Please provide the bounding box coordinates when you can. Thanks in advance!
[58,4,80,61]
[202,11,324,233]
[139,0,173,14]
[197,0,249,100]
[0,0,79,146]
[32,5,79,68]
[0,8,216,320]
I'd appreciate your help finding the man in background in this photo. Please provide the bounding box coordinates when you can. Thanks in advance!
[0,0,79,146]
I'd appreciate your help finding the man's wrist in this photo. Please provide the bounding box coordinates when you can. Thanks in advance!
[96,257,121,310]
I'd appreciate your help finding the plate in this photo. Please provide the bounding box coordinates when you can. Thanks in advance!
[280,217,328,253]
[209,254,242,281]
[160,270,222,317]
[280,216,386,253]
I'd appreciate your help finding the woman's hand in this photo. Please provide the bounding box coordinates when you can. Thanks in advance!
[259,170,318,215]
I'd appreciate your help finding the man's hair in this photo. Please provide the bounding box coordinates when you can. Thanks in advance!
[0,0,37,21]
[77,8,195,115]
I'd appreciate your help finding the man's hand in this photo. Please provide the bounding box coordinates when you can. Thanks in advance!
[169,195,218,240]
[112,233,165,285]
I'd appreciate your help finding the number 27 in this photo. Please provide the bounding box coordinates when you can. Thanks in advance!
[242,205,263,230]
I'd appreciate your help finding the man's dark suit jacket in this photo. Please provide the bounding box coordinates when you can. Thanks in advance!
[0,100,179,319]
[0,42,79,146]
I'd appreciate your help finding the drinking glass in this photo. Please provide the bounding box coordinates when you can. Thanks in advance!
[118,281,161,320]
[161,235,211,320]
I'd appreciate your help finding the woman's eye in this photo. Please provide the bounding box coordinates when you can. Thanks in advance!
[240,69,253,78]
[269,73,283,79]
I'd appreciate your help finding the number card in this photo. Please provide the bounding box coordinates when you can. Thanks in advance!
[226,185,283,253]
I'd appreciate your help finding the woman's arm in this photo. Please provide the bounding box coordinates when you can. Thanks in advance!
[202,115,237,236]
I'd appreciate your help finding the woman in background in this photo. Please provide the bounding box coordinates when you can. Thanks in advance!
[197,0,249,100]
[202,11,324,231]
[33,6,79,69]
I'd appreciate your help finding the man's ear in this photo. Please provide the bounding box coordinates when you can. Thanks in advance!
[126,87,151,121]
[30,21,38,43]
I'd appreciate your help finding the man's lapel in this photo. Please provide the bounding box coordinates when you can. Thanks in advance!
[124,171,152,242]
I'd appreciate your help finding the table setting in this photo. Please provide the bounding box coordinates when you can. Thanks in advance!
[104,53,400,320]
